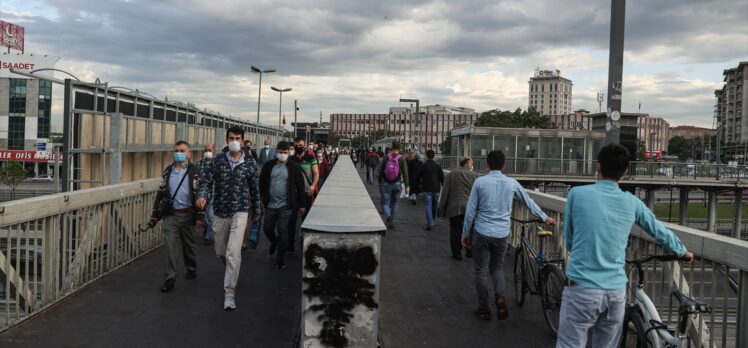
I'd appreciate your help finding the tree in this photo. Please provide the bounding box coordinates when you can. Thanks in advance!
[668,135,691,161]
[474,107,550,129]
[636,141,647,161]
[0,161,26,200]
[440,136,452,155]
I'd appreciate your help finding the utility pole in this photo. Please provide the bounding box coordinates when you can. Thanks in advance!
[605,0,626,145]
[294,100,298,139]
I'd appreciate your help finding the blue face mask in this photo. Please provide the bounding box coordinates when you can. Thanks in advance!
[174,152,187,163]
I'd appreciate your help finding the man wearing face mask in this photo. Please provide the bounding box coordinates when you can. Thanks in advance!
[288,137,319,253]
[259,141,307,269]
[150,141,203,293]
[197,126,262,310]
[196,144,216,245]
[258,138,275,166]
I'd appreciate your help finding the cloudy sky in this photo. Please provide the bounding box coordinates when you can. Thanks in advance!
[4,0,747,131]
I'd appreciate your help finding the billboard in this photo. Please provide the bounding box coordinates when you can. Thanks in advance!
[0,150,61,163]
[0,53,59,78]
[0,20,24,53]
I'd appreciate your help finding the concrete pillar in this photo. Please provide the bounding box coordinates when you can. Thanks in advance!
[738,270,748,348]
[679,188,689,226]
[707,191,718,233]
[734,189,743,239]
[108,113,123,185]
[645,189,656,211]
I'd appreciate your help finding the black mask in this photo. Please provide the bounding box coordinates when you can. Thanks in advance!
[294,146,305,154]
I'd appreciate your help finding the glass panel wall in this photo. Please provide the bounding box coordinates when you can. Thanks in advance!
[564,137,586,175]
[493,135,516,158]
[471,134,492,157]
[516,136,539,173]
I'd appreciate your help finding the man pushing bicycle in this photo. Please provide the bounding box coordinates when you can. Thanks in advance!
[556,144,693,348]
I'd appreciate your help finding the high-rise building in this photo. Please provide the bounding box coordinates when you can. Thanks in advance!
[714,61,747,159]
[330,104,478,153]
[528,68,573,116]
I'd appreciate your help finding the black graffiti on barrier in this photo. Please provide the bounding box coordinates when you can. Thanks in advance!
[303,243,379,348]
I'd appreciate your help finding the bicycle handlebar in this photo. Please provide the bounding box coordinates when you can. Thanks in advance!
[626,254,687,264]
[511,218,544,224]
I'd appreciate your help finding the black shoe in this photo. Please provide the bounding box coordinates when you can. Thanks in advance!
[475,308,491,321]
[275,262,287,270]
[425,224,433,231]
[411,201,416,205]
[160,278,175,293]
[203,238,213,246]
[186,270,196,279]
[452,253,463,260]
[465,249,473,259]
[269,243,277,255]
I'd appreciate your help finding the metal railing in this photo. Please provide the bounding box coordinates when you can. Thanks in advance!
[512,191,748,347]
[0,179,161,332]
[436,156,748,181]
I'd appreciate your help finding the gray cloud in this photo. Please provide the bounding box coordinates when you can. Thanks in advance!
[6,0,747,129]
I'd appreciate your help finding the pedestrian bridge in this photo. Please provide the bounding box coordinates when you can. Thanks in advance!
[0,156,745,347]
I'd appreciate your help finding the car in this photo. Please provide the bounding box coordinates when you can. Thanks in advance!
[31,174,54,182]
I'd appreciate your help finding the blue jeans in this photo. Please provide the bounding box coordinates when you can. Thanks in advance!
[556,286,626,348]
[423,192,439,225]
[204,200,214,241]
[381,182,402,222]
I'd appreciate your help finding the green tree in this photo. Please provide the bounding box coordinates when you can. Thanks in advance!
[668,135,692,161]
[636,140,647,161]
[0,161,26,200]
[440,136,452,155]
[474,107,550,129]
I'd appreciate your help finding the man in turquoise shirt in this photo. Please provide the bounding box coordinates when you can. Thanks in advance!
[556,144,693,348]
[462,150,555,321]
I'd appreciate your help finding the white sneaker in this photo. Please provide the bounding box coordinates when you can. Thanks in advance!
[224,295,236,310]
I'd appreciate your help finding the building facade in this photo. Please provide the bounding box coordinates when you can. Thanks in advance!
[549,110,590,130]
[330,104,478,153]
[528,68,573,117]
[0,54,60,174]
[714,61,747,159]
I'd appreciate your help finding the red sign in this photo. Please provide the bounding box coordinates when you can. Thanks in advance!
[0,20,24,53]
[0,150,60,163]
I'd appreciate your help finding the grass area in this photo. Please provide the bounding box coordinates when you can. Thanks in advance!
[653,203,746,220]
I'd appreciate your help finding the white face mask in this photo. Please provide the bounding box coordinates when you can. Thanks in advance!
[264,144,270,149]
[228,141,242,153]
[468,165,474,171]
[204,151,214,159]
[317,152,323,159]
[277,153,289,162]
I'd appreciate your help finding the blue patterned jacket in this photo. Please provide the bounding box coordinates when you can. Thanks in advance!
[197,149,262,218]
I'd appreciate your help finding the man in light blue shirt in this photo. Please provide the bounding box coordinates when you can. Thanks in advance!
[556,144,693,348]
[462,150,555,321]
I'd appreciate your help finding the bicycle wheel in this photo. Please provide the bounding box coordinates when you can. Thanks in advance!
[540,264,564,336]
[619,308,650,348]
[513,247,527,307]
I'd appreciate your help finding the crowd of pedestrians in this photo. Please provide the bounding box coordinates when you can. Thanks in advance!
[353,140,693,347]
[150,133,693,347]
[149,128,340,310]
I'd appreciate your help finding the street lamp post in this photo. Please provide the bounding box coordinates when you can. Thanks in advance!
[251,66,276,126]
[399,98,420,152]
[271,86,292,130]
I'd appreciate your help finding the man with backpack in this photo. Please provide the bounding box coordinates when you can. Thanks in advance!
[378,141,409,229]
[366,147,380,184]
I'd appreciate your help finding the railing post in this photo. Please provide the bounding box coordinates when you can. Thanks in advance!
[734,189,743,239]
[645,189,656,211]
[738,270,748,348]
[679,188,689,226]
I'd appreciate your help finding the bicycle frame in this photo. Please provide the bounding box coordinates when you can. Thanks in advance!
[518,229,556,294]
[632,286,683,348]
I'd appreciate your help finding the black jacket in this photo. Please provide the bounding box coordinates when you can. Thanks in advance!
[259,159,308,211]
[406,158,422,194]
[416,159,444,193]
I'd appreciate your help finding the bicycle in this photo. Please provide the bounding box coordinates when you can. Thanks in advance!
[511,218,565,336]
[620,254,711,348]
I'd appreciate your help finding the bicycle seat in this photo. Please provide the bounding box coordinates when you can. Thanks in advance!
[536,230,553,238]
[672,290,711,315]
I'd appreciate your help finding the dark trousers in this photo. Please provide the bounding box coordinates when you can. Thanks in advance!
[264,206,293,263]
[162,211,197,280]
[471,233,509,311]
[449,215,465,256]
